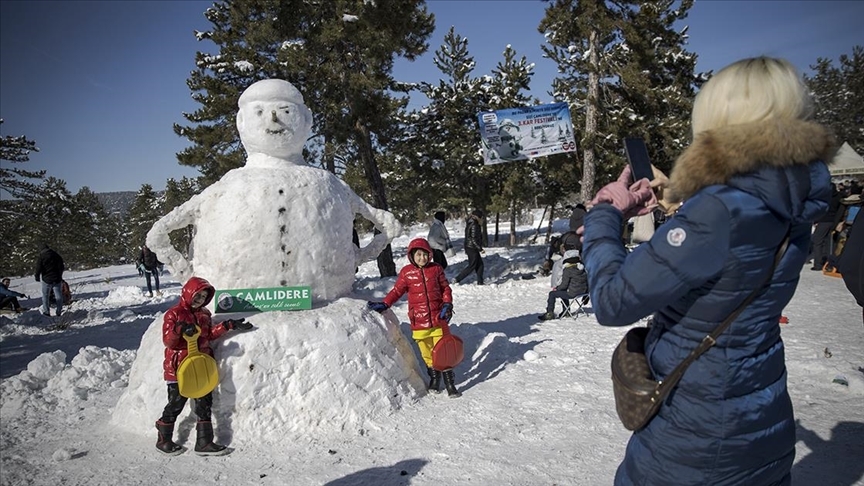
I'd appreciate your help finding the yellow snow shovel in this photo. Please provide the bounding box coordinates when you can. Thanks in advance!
[176,325,219,399]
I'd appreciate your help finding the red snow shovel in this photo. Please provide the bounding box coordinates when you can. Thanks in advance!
[432,322,464,371]
[176,326,219,399]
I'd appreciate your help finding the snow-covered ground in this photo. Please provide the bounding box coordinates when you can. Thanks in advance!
[1,218,862,486]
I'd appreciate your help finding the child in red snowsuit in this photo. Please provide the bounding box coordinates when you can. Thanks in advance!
[154,276,252,456]
[367,238,460,397]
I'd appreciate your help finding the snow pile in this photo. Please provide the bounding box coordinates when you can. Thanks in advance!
[110,299,426,445]
[1,347,134,419]
[102,285,152,306]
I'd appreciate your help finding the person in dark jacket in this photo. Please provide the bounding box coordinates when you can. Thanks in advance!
[453,210,485,285]
[582,57,834,485]
[0,278,26,312]
[34,244,65,317]
[837,208,863,324]
[367,238,459,396]
[568,203,587,233]
[137,245,164,297]
[155,276,252,456]
[809,183,843,270]
[538,250,588,320]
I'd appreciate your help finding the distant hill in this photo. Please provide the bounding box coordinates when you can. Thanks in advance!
[96,191,138,218]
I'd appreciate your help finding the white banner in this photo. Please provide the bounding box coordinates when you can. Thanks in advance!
[477,102,577,165]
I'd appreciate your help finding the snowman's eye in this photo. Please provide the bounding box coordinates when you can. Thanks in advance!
[256,109,264,116]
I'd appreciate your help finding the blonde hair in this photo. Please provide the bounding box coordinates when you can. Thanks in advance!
[691,57,814,136]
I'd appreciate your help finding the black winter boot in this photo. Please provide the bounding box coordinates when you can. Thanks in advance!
[194,420,228,456]
[155,420,185,455]
[427,367,442,394]
[442,370,462,398]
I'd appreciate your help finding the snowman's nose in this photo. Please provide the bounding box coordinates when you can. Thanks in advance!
[271,110,278,122]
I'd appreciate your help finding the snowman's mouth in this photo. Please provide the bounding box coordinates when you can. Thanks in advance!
[266,128,287,135]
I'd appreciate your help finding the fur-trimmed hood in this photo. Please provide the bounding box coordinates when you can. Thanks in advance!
[668,119,836,203]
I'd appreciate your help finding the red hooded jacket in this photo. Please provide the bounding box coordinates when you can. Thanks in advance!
[383,238,453,331]
[161,277,229,381]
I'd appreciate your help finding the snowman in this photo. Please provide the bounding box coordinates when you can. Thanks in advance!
[147,79,401,302]
[494,119,522,160]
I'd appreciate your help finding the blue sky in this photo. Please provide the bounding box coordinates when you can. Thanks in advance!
[1,1,861,194]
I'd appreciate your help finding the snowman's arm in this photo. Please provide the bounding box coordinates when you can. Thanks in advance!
[349,193,402,264]
[146,195,202,282]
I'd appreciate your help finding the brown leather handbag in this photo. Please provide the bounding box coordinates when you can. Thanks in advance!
[611,234,789,431]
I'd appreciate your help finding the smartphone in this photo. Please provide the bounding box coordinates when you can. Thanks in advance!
[623,137,654,182]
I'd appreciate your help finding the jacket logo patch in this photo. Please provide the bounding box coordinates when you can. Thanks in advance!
[666,227,686,247]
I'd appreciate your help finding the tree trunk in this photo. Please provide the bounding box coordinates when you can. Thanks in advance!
[324,139,336,174]
[582,28,600,203]
[354,120,396,277]
[509,203,517,247]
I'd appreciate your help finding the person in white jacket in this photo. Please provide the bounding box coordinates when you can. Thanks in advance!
[427,211,454,269]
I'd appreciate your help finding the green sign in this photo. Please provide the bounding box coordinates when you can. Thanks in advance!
[214,286,312,313]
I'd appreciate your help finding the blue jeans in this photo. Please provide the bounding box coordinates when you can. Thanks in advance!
[546,290,571,314]
[41,281,63,315]
[144,270,160,295]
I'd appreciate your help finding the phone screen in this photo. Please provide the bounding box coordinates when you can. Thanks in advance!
[623,138,654,182]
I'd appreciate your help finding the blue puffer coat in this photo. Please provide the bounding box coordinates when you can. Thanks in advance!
[582,119,834,486]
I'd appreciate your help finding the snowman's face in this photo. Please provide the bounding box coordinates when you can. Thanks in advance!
[237,99,312,159]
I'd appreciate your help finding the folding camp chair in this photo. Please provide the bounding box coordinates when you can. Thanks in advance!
[559,293,590,319]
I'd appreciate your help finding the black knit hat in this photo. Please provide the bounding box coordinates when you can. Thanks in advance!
[434,211,446,223]
[471,209,483,218]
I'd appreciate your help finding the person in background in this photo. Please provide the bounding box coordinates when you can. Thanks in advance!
[823,194,862,274]
[453,210,485,285]
[568,203,587,235]
[34,244,65,317]
[367,238,460,397]
[809,183,843,270]
[0,278,27,312]
[538,249,587,321]
[48,280,73,307]
[155,276,253,456]
[137,245,163,297]
[427,210,454,270]
[581,57,834,485]
[837,207,863,325]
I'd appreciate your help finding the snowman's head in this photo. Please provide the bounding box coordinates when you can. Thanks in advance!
[237,79,313,160]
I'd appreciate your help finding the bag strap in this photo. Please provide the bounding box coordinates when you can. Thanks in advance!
[654,230,791,397]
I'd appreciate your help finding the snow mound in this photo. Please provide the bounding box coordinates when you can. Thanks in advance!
[110,298,426,445]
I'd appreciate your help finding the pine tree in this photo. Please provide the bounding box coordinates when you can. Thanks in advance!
[275,0,434,276]
[0,120,45,200]
[390,27,492,219]
[539,0,698,200]
[162,177,200,259]
[69,187,123,268]
[614,0,697,172]
[540,0,621,202]
[806,45,863,153]
[176,0,434,277]
[15,177,76,272]
[486,45,537,246]
[0,122,46,276]
[125,184,162,262]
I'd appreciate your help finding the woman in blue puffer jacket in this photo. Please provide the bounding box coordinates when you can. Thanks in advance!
[582,57,835,485]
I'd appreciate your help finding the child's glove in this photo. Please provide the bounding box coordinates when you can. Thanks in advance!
[179,322,197,336]
[367,301,389,313]
[223,318,253,331]
[439,303,453,322]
